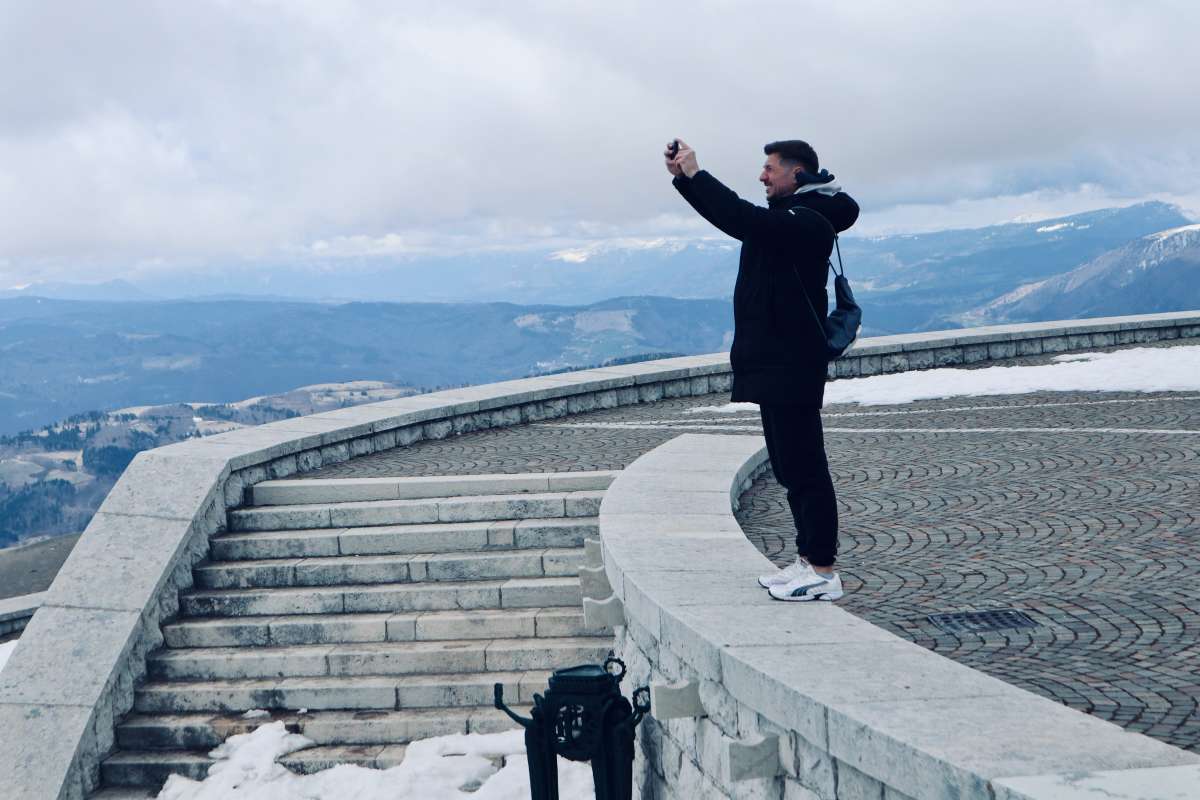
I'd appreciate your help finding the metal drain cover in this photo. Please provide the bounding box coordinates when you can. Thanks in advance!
[927,609,1039,634]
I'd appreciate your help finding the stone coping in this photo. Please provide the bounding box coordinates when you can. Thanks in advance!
[0,310,1197,799]
[0,591,45,637]
[597,433,1200,800]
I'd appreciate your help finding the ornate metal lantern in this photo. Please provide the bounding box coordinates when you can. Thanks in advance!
[494,652,651,800]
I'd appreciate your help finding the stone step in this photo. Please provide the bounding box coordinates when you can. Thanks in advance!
[193,546,585,589]
[116,706,521,751]
[89,789,157,799]
[163,607,594,648]
[251,471,616,506]
[147,636,613,681]
[99,743,413,788]
[133,670,551,714]
[211,518,598,561]
[180,576,583,617]
[228,490,604,532]
[100,751,212,788]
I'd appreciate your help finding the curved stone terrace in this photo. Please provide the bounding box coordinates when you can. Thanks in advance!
[3,311,1199,799]
[307,336,1200,753]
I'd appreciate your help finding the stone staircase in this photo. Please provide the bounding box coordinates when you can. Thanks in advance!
[95,471,616,794]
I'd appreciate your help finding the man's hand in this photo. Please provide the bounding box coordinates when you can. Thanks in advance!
[665,138,700,178]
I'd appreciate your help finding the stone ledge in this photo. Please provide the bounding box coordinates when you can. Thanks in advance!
[0,591,45,636]
[598,433,1199,800]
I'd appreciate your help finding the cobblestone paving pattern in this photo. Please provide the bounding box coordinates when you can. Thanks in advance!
[308,340,1200,751]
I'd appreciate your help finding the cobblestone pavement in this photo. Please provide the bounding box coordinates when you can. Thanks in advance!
[307,341,1200,752]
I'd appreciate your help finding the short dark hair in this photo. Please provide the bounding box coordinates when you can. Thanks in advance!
[764,140,818,175]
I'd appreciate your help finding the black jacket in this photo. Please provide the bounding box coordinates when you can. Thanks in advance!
[673,170,860,407]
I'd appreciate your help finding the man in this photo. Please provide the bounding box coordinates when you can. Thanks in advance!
[665,138,859,601]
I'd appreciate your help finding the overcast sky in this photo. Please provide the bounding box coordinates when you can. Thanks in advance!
[3,0,1199,287]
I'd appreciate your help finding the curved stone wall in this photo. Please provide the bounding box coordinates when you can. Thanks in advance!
[0,309,1197,799]
[596,434,1199,800]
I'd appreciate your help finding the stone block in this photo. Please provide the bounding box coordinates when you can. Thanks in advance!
[992,764,1200,800]
[1039,335,1069,353]
[548,470,618,492]
[786,731,837,797]
[0,606,143,707]
[318,442,351,466]
[962,343,989,363]
[651,681,704,720]
[638,383,665,403]
[905,348,936,370]
[0,702,96,800]
[584,537,603,568]
[500,577,580,608]
[487,521,516,548]
[828,690,1197,800]
[601,486,734,517]
[1014,338,1043,356]
[268,454,298,479]
[295,448,324,472]
[580,565,613,599]
[331,499,439,527]
[880,353,909,373]
[987,341,1017,360]
[98,450,228,521]
[717,650,827,747]
[709,373,734,392]
[837,762,885,800]
[583,595,625,630]
[728,733,780,782]
[781,778,820,800]
[41,513,198,612]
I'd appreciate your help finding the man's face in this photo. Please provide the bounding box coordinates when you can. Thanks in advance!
[760,153,800,201]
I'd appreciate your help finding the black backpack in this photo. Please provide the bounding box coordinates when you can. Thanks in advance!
[788,207,862,361]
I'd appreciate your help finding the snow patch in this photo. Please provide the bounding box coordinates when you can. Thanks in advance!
[157,723,596,800]
[696,346,1200,410]
[1036,222,1072,233]
[0,639,17,674]
[687,403,759,415]
[1146,223,1200,242]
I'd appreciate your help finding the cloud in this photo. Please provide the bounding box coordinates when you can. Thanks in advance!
[2,0,1200,284]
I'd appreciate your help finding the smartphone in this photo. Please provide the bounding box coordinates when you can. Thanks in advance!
[667,140,680,158]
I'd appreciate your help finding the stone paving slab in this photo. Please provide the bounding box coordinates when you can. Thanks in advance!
[304,339,1200,754]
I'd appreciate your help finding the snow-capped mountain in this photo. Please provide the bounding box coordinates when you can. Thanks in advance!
[962,224,1200,324]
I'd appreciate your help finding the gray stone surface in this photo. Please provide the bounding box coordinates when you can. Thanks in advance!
[993,764,1200,800]
[97,450,228,522]
[0,606,143,707]
[0,702,96,800]
[829,693,1198,800]
[42,513,197,612]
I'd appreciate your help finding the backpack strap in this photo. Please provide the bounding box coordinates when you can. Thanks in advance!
[786,205,840,342]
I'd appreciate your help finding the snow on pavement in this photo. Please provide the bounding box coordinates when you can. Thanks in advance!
[157,723,595,800]
[687,346,1200,411]
[0,639,16,673]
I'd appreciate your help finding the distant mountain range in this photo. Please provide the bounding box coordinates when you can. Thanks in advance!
[0,295,731,435]
[5,201,1192,336]
[962,223,1200,325]
[3,200,1198,435]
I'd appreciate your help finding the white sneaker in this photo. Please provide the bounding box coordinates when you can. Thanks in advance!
[757,555,812,589]
[768,571,844,602]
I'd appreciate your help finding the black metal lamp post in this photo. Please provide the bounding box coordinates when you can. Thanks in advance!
[494,652,651,800]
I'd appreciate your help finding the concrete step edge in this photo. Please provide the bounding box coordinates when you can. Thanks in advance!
[228,491,606,532]
[162,606,594,648]
[251,471,618,505]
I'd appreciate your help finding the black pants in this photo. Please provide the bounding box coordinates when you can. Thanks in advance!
[759,404,839,567]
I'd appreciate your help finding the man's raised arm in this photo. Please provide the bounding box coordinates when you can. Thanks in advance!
[667,139,827,245]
